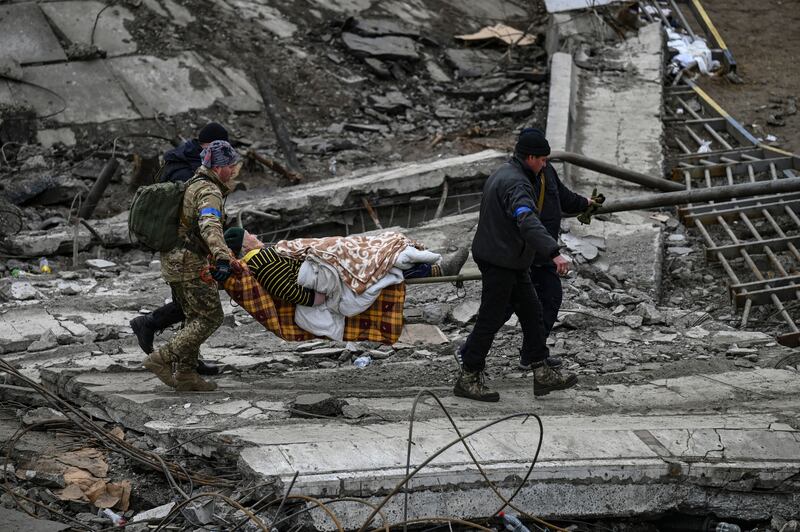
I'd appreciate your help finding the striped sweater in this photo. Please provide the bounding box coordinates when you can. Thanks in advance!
[243,247,315,306]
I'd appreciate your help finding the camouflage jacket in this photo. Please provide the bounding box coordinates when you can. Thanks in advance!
[160,167,231,282]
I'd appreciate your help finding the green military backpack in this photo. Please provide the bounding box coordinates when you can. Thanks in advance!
[128,175,206,252]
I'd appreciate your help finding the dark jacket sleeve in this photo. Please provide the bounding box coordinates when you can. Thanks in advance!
[504,182,560,259]
[161,162,195,183]
[556,175,590,214]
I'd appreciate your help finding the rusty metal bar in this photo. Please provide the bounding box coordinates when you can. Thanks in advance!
[549,150,684,191]
[597,177,800,215]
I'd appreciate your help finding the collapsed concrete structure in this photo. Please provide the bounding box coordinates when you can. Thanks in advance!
[1,1,799,531]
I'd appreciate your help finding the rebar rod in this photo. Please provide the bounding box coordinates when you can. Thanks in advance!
[598,177,800,214]
[549,151,684,191]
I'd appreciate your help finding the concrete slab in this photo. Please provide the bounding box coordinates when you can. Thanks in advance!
[158,0,195,26]
[224,0,297,38]
[444,0,526,19]
[0,507,70,532]
[566,217,663,296]
[0,307,66,353]
[544,0,624,13]
[0,4,67,65]
[36,127,77,148]
[203,59,262,113]
[40,1,137,57]
[570,22,664,195]
[234,410,800,527]
[545,52,576,155]
[309,0,373,13]
[9,60,140,124]
[108,52,225,117]
[228,149,506,219]
[30,343,800,526]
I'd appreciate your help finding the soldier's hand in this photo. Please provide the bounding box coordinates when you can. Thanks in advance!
[211,259,232,282]
[552,254,571,276]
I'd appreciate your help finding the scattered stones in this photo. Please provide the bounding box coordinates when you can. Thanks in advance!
[22,406,67,425]
[85,259,117,269]
[450,300,479,325]
[444,48,499,78]
[398,324,449,345]
[562,233,604,261]
[601,361,626,373]
[597,326,636,345]
[342,404,369,419]
[341,33,419,61]
[205,400,252,416]
[650,332,678,343]
[446,76,519,100]
[292,393,346,417]
[2,280,39,300]
[303,347,344,358]
[368,91,412,114]
[623,315,643,329]
[709,330,773,346]
[27,329,58,352]
[343,17,420,39]
[667,246,693,256]
[635,302,664,324]
[727,347,758,357]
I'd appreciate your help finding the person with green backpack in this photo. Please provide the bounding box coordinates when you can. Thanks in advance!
[129,123,229,376]
[138,140,241,392]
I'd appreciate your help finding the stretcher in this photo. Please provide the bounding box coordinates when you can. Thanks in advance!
[207,260,406,345]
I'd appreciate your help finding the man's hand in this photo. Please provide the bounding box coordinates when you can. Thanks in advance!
[211,259,232,282]
[552,254,571,276]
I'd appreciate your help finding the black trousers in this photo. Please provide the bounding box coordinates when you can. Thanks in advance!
[461,261,550,372]
[530,263,563,336]
[519,263,563,364]
[150,299,186,329]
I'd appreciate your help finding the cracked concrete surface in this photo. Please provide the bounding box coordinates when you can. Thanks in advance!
[2,6,800,529]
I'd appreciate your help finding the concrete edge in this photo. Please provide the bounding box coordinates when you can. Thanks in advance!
[545,52,578,183]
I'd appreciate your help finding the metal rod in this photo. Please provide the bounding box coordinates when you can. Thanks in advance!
[405,272,482,285]
[597,178,800,214]
[78,158,119,219]
[548,150,684,192]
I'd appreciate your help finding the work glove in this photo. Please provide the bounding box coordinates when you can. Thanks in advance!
[211,259,232,282]
[577,188,606,225]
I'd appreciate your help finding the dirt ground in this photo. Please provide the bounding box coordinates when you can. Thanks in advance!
[696,0,800,155]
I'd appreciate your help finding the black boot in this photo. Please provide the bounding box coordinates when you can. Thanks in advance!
[131,302,185,354]
[130,315,157,354]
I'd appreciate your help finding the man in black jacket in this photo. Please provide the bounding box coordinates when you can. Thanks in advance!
[130,122,229,376]
[510,128,591,370]
[454,128,584,402]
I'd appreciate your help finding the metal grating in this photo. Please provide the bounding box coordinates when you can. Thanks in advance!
[645,0,800,346]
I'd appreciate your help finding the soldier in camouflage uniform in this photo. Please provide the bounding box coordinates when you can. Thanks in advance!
[143,140,241,392]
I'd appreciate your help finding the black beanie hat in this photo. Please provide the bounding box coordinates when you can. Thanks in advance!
[515,127,550,157]
[224,227,245,256]
[198,122,229,144]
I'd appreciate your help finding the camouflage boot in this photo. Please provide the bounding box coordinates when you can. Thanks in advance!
[454,369,499,402]
[174,370,217,392]
[143,350,176,388]
[533,363,578,396]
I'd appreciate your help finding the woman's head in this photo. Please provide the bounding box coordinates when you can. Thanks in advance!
[242,231,263,254]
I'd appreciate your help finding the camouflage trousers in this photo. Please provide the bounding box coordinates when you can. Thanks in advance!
[159,277,223,372]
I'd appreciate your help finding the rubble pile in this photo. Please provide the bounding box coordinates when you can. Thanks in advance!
[1,0,552,253]
[1,1,799,530]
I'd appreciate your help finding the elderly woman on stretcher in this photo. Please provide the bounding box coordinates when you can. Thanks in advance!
[220,227,469,340]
